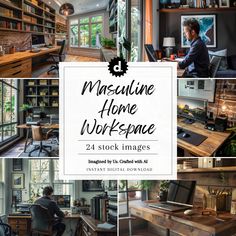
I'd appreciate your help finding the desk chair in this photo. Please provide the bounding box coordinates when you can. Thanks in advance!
[47,40,66,74]
[144,44,158,62]
[30,204,55,236]
[49,114,59,145]
[0,221,12,236]
[28,125,52,157]
[209,56,221,78]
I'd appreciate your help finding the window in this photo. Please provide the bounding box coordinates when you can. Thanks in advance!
[119,180,143,216]
[70,15,103,48]
[0,79,19,145]
[0,159,5,215]
[29,159,75,203]
[70,19,79,47]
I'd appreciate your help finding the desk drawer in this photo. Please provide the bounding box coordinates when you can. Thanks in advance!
[8,218,28,225]
[0,58,32,78]
[81,220,96,236]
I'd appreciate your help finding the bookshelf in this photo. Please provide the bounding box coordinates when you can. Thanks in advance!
[24,79,59,108]
[0,0,56,35]
[158,7,236,13]
[107,190,117,226]
[109,0,117,34]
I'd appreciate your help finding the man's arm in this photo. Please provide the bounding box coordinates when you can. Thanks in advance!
[51,201,65,218]
[178,43,201,69]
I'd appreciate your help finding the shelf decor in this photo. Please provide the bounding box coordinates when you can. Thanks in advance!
[181,14,216,48]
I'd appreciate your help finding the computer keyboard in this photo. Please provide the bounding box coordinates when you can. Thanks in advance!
[9,213,31,216]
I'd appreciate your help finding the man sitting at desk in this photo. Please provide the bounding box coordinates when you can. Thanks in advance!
[178,19,210,78]
[35,186,66,236]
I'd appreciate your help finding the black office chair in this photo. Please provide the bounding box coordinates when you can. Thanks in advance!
[144,44,158,62]
[47,40,66,74]
[209,55,221,78]
[0,220,12,236]
[30,204,54,236]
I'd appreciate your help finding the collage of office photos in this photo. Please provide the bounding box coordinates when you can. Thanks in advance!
[0,0,117,78]
[119,178,236,236]
[0,79,59,158]
[0,158,118,236]
[119,1,236,78]
[177,79,236,158]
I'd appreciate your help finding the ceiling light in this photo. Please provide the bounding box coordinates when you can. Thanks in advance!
[96,4,99,7]
[59,3,74,16]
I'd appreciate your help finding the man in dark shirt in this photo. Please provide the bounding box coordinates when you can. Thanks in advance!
[178,19,210,77]
[35,186,66,236]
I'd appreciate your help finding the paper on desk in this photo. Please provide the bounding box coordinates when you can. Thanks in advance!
[97,222,115,230]
[175,58,184,62]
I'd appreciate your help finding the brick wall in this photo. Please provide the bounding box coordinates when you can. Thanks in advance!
[0,31,31,52]
[208,79,236,127]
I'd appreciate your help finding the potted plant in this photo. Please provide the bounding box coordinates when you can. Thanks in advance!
[140,180,157,201]
[101,37,116,49]
[159,180,170,201]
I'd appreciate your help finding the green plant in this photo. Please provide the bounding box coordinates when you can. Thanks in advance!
[140,180,156,190]
[20,103,32,112]
[119,180,126,191]
[101,37,116,48]
[159,180,170,192]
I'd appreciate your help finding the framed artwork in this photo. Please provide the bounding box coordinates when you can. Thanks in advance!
[13,159,23,171]
[82,180,104,192]
[181,15,216,48]
[219,0,229,7]
[12,173,24,189]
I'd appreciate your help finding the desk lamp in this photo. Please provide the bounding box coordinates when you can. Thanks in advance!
[163,37,175,58]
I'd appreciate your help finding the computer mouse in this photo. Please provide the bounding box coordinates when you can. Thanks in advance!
[182,132,190,138]
[184,209,194,216]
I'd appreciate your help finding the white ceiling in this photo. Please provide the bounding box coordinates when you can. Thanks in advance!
[43,0,109,16]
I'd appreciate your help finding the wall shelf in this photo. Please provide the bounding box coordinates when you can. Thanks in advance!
[178,166,236,173]
[158,7,236,13]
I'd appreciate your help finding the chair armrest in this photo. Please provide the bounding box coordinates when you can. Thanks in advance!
[45,129,54,140]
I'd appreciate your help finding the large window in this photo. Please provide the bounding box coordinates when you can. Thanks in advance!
[70,15,103,48]
[0,159,5,215]
[0,79,19,145]
[29,159,75,203]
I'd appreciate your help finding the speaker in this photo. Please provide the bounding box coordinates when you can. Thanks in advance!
[215,116,228,132]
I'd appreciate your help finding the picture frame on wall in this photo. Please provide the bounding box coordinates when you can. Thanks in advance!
[181,15,216,48]
[12,173,24,189]
[219,0,230,7]
[82,180,104,192]
[13,159,23,171]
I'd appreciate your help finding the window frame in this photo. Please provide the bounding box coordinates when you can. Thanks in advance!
[0,79,19,147]
[70,13,105,49]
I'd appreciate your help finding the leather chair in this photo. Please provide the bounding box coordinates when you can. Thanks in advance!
[28,125,52,157]
[0,220,12,236]
[47,40,66,74]
[209,56,221,78]
[30,204,54,236]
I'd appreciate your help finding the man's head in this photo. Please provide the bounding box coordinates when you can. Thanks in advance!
[43,186,54,198]
[183,19,200,41]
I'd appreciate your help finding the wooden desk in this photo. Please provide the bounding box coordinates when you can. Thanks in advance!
[80,215,117,236]
[0,46,60,78]
[178,118,231,157]
[8,213,80,236]
[100,48,117,62]
[129,202,236,236]
[17,123,59,152]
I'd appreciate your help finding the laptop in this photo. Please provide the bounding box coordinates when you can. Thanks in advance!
[149,180,196,212]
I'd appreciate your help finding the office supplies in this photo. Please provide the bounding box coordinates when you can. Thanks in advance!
[149,180,196,212]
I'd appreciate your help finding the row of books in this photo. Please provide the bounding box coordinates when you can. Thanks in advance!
[24,24,43,32]
[23,4,42,15]
[108,192,118,225]
[0,20,21,30]
[91,195,109,222]
[0,7,14,18]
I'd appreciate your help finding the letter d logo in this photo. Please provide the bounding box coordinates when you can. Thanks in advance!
[114,61,123,72]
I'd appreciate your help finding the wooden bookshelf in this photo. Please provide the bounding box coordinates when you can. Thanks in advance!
[24,79,59,108]
[158,7,236,13]
[0,0,56,35]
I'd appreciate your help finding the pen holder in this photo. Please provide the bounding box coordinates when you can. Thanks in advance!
[206,194,226,212]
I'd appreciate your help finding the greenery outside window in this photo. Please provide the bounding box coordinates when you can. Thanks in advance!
[70,15,103,48]
[29,159,75,203]
[0,79,19,145]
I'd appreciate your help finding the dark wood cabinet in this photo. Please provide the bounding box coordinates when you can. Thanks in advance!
[8,216,31,236]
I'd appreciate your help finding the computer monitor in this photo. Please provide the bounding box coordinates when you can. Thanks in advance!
[177,96,208,124]
[32,34,45,47]
[167,180,196,207]
[52,195,71,209]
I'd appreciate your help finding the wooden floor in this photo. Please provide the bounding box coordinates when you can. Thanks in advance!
[36,54,99,78]
[0,140,25,157]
